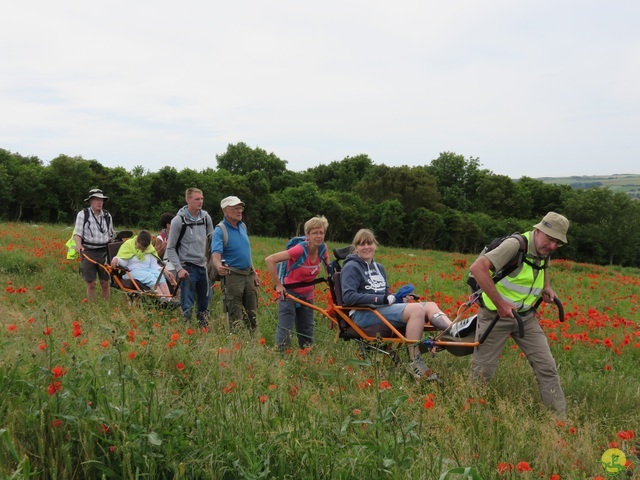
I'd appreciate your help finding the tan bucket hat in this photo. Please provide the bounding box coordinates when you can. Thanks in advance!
[533,212,569,244]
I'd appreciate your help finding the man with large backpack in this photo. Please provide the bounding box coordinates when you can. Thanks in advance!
[469,211,570,416]
[165,188,213,327]
[73,188,114,300]
[265,216,329,350]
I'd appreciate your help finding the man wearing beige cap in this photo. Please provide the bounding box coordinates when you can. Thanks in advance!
[469,211,570,416]
[211,196,259,333]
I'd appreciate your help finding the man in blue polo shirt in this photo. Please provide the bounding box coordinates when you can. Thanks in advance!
[211,196,259,333]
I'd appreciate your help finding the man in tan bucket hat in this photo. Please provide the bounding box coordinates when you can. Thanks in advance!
[469,211,570,417]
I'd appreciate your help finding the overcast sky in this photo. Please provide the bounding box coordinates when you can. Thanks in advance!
[1,0,638,179]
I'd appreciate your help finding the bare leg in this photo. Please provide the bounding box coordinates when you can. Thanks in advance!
[100,279,110,300]
[423,301,452,330]
[86,280,97,300]
[156,283,171,296]
[402,303,426,360]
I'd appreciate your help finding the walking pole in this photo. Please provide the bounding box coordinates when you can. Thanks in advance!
[222,274,231,333]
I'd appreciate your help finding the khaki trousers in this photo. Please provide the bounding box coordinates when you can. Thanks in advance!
[471,307,566,413]
[223,270,257,331]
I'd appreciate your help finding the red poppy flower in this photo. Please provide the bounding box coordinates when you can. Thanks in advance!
[379,380,391,390]
[175,362,185,371]
[497,462,513,474]
[222,382,237,394]
[47,381,62,395]
[617,429,634,440]
[515,461,532,472]
[259,395,268,404]
[51,366,67,378]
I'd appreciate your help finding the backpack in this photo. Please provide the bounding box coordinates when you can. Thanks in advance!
[174,216,211,255]
[277,236,328,287]
[66,208,112,259]
[466,233,547,295]
[206,221,231,283]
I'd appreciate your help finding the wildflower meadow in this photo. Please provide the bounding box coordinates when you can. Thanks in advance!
[0,222,638,479]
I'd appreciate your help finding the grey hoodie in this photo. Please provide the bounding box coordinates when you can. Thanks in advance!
[165,206,213,271]
[340,253,391,306]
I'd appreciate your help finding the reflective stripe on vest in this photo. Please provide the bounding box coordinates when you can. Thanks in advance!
[481,231,547,311]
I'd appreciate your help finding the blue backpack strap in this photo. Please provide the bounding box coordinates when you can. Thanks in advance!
[280,239,330,289]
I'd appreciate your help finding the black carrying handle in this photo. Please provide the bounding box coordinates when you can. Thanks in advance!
[532,296,565,322]
[478,309,524,344]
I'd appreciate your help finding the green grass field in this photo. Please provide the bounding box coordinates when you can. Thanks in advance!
[0,222,638,479]
[540,173,640,195]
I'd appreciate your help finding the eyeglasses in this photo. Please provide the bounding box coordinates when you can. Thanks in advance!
[230,206,244,212]
[542,232,565,248]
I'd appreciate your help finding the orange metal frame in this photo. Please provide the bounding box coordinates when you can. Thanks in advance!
[284,292,483,352]
[81,251,179,301]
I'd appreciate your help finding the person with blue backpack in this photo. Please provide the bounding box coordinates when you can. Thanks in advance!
[265,216,329,351]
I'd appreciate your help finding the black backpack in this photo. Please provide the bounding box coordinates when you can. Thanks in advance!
[80,207,112,248]
[467,233,547,294]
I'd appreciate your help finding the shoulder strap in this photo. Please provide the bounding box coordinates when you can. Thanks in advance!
[216,221,229,247]
[492,234,527,283]
[175,217,188,254]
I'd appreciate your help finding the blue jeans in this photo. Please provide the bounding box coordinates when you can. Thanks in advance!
[180,263,210,323]
[275,297,314,349]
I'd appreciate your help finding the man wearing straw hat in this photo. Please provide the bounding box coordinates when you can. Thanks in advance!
[469,211,570,416]
[73,188,114,300]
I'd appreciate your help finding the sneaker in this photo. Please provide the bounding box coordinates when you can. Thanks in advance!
[406,357,438,381]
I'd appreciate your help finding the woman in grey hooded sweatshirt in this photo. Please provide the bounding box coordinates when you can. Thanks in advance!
[340,228,452,380]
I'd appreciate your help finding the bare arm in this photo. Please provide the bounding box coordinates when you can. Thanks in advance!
[154,237,166,258]
[211,253,230,277]
[264,250,291,298]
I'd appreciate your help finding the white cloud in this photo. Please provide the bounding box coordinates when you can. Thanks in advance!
[1,0,639,177]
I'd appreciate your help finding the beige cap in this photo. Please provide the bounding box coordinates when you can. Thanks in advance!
[533,212,569,244]
[220,196,244,209]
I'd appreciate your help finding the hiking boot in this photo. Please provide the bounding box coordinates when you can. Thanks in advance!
[406,357,438,381]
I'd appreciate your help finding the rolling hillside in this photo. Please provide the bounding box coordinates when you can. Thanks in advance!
[538,173,640,198]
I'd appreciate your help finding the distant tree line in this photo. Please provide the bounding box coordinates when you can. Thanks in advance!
[2,144,639,267]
